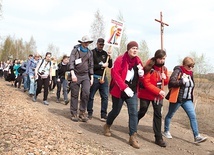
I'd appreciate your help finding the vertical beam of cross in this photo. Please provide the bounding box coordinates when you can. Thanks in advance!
[155,12,169,90]
[155,12,169,51]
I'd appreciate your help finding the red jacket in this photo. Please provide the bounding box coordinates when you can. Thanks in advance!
[109,54,143,98]
[138,60,169,100]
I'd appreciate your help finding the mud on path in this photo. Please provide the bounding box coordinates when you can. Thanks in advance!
[0,78,214,155]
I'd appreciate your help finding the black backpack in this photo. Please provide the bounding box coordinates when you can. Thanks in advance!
[17,67,25,75]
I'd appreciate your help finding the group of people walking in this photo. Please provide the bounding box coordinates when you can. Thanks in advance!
[0,35,207,149]
[67,35,207,149]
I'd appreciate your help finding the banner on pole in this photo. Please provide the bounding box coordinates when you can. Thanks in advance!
[105,19,124,48]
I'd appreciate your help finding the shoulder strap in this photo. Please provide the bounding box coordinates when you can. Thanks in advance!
[38,59,44,70]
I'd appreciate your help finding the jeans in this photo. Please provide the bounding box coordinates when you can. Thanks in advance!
[87,76,109,117]
[29,75,36,95]
[56,78,68,101]
[23,74,30,90]
[164,100,199,137]
[107,94,138,136]
[138,99,163,140]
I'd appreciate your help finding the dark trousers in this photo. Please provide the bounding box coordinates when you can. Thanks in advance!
[36,76,50,101]
[14,75,22,88]
[138,99,163,140]
[70,76,90,116]
[56,78,68,101]
[87,76,109,117]
[49,76,57,91]
[3,71,8,80]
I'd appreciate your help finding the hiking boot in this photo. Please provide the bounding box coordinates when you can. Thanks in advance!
[32,96,37,102]
[43,100,49,105]
[56,98,60,103]
[71,115,78,122]
[79,113,88,122]
[103,124,111,137]
[155,139,167,147]
[194,135,207,143]
[129,132,140,149]
[162,131,172,139]
[64,100,69,105]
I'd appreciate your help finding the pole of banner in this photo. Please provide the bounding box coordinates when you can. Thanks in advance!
[155,12,169,90]
[99,45,112,84]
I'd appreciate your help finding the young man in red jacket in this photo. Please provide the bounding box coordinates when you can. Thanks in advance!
[138,49,169,147]
[103,41,144,149]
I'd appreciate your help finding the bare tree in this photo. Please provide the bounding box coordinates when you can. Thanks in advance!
[46,43,60,59]
[138,40,150,63]
[0,36,13,61]
[25,36,37,57]
[90,9,105,49]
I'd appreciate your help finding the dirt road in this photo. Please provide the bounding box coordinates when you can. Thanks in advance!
[0,79,214,155]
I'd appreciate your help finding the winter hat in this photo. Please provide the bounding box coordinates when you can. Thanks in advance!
[127,41,138,51]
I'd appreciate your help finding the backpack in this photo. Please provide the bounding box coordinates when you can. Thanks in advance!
[17,67,25,75]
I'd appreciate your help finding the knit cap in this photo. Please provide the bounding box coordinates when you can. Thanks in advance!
[127,41,138,51]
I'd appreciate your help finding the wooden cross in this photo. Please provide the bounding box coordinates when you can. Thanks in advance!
[155,12,169,90]
[155,12,169,51]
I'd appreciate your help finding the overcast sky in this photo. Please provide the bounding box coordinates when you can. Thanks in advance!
[1,0,214,71]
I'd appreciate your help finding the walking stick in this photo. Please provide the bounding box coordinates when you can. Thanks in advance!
[99,46,112,84]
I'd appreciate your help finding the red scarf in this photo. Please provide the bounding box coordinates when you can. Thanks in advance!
[124,52,137,70]
[180,66,193,76]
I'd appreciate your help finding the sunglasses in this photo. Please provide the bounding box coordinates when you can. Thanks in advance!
[187,64,195,68]
[99,43,104,46]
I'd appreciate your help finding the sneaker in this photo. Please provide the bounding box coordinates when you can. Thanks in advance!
[194,135,207,143]
[100,115,107,122]
[162,131,172,139]
[88,114,92,120]
[155,139,167,147]
[29,93,34,97]
[43,100,49,105]
[64,100,69,105]
[32,96,37,102]
[56,99,60,103]
[71,115,78,122]
[79,113,88,122]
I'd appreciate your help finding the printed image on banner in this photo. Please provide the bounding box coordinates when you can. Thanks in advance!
[105,19,124,48]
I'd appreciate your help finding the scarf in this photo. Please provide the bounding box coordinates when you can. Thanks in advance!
[80,45,88,53]
[124,51,137,70]
[180,66,193,76]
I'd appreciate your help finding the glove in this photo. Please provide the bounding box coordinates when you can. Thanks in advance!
[182,77,189,84]
[124,87,134,97]
[159,90,165,97]
[138,69,144,77]
[102,62,109,68]
[161,73,166,80]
